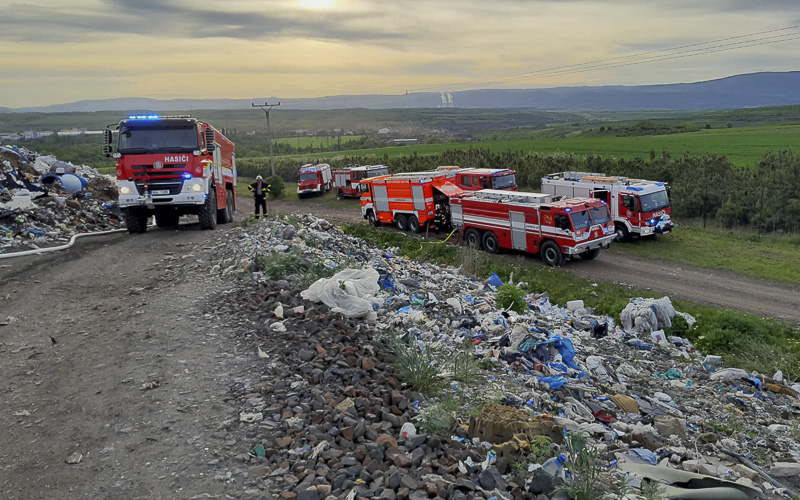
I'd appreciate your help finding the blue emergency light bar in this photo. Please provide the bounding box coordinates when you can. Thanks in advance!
[127,114,161,120]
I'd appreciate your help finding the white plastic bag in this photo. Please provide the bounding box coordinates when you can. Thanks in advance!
[300,268,379,318]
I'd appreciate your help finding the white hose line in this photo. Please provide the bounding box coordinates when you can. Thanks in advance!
[0,228,127,260]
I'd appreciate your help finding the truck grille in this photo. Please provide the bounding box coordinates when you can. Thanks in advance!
[131,164,187,179]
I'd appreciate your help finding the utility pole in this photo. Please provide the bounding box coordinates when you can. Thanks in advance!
[252,102,280,177]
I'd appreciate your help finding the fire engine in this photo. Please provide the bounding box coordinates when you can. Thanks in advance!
[103,114,237,234]
[541,171,673,241]
[297,163,333,198]
[435,166,518,191]
[450,189,616,266]
[360,171,463,232]
[333,164,390,198]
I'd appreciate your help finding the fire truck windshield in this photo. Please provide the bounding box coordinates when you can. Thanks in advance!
[638,190,670,212]
[570,210,592,230]
[299,173,317,182]
[118,124,199,154]
[590,205,611,224]
[492,174,516,189]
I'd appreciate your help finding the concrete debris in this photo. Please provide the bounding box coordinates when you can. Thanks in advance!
[174,213,800,500]
[1,145,121,254]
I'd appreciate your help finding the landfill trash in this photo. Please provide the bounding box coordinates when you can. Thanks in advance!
[620,296,676,333]
[1,145,121,254]
[301,268,380,318]
[542,454,567,478]
[172,213,800,500]
[65,452,83,465]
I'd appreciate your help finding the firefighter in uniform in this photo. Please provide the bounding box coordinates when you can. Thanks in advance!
[248,175,270,217]
[432,203,451,232]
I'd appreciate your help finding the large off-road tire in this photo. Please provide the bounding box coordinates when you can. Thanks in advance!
[540,240,565,267]
[582,248,601,260]
[465,228,482,250]
[226,189,235,223]
[124,208,148,234]
[154,209,179,228]
[199,189,218,230]
[408,215,421,233]
[217,189,234,224]
[367,211,380,227]
[482,231,500,254]
[615,223,630,242]
[395,214,409,231]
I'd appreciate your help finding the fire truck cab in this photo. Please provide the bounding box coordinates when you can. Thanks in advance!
[450,189,616,266]
[436,166,518,191]
[104,114,237,234]
[360,171,463,232]
[297,163,333,198]
[541,171,673,241]
[333,164,390,199]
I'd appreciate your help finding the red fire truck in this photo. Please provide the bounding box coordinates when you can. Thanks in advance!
[103,114,237,234]
[541,172,673,241]
[435,166,518,191]
[297,163,333,198]
[333,164,390,198]
[450,189,616,266]
[360,171,463,232]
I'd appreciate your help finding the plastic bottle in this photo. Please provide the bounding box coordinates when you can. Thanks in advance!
[542,454,567,478]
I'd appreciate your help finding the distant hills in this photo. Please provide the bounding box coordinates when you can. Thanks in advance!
[5,71,800,113]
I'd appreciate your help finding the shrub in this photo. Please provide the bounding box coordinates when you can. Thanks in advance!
[265,175,285,199]
[383,336,443,393]
[496,284,527,314]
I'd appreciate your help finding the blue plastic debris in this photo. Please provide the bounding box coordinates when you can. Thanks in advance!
[484,272,504,287]
[396,305,412,315]
[538,376,567,390]
[627,448,658,465]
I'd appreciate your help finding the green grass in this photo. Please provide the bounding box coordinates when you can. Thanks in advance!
[341,223,800,378]
[256,124,800,167]
[271,135,363,148]
[610,221,800,284]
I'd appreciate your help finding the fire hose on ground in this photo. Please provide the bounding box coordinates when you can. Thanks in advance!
[0,228,127,260]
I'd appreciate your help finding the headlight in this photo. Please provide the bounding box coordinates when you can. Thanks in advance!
[191,184,203,192]
[120,186,131,195]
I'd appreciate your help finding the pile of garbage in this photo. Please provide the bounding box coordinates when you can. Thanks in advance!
[183,214,800,499]
[0,145,121,253]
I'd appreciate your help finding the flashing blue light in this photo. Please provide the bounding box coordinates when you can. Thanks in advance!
[128,114,161,120]
[600,200,606,204]
[183,173,192,179]
[565,208,572,213]
[647,218,657,225]
[655,182,664,187]
[627,186,644,192]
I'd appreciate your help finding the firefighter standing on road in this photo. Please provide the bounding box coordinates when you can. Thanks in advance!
[432,203,451,232]
[248,175,270,217]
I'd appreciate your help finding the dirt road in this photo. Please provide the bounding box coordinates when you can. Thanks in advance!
[0,223,246,499]
[268,199,800,324]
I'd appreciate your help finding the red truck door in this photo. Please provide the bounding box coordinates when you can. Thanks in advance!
[509,211,527,251]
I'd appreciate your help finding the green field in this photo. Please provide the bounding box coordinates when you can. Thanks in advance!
[259,124,800,167]
[272,135,363,148]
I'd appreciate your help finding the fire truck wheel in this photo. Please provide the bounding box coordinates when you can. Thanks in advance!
[540,240,564,267]
[482,231,499,254]
[615,223,630,242]
[199,188,218,230]
[367,211,380,227]
[395,214,409,231]
[225,189,235,223]
[408,215,421,233]
[465,228,482,250]
[582,248,601,260]
[125,208,148,234]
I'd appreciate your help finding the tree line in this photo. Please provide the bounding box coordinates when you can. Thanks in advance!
[239,148,800,234]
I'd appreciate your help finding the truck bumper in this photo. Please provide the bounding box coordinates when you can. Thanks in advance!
[118,179,207,209]
[565,234,616,255]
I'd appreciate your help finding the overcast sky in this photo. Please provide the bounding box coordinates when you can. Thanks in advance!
[0,0,798,107]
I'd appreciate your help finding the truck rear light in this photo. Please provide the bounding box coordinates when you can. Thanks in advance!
[116,169,122,177]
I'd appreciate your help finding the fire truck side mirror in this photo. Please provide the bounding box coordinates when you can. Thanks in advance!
[205,128,216,153]
[102,129,113,157]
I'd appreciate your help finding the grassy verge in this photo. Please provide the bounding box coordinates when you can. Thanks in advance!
[609,221,800,284]
[342,224,800,378]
